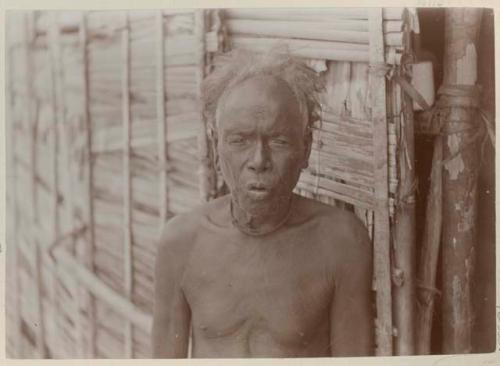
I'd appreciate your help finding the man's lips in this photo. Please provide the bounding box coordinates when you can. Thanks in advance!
[246,182,270,191]
[244,182,274,199]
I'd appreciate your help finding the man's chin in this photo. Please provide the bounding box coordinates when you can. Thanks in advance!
[234,189,291,213]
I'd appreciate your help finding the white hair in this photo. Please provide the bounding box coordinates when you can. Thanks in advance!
[201,48,324,135]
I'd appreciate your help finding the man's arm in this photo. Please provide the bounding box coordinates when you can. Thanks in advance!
[152,215,193,358]
[329,215,374,356]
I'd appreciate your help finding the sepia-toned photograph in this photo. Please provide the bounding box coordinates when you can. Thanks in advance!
[4,6,496,359]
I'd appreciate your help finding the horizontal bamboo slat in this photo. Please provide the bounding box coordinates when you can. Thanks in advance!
[230,35,402,63]
[224,8,405,21]
[33,8,405,34]
[226,19,403,46]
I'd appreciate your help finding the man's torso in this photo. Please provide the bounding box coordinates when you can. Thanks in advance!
[178,194,355,358]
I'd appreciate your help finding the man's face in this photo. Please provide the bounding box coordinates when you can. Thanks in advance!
[216,76,311,214]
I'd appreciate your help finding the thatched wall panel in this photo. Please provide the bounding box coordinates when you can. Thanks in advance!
[9,47,31,94]
[130,182,160,217]
[7,8,411,357]
[87,114,123,132]
[95,301,127,336]
[95,268,124,298]
[165,95,198,114]
[32,50,54,103]
[93,224,124,255]
[35,142,57,199]
[132,253,155,289]
[19,269,39,330]
[13,132,31,171]
[36,190,58,240]
[132,271,155,310]
[17,252,35,289]
[132,326,151,358]
[94,246,125,281]
[40,300,61,357]
[131,212,159,242]
[19,336,38,358]
[40,276,78,358]
[96,327,124,358]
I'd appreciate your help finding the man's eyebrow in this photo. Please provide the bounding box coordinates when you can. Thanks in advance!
[223,126,254,134]
[269,131,289,137]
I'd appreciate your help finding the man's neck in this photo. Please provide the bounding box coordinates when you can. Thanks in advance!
[230,194,294,236]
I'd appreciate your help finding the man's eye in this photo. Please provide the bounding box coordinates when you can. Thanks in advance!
[228,137,246,144]
[271,138,288,145]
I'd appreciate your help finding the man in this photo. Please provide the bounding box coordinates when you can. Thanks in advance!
[152,50,374,358]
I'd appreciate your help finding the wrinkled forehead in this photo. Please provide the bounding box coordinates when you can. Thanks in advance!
[215,75,307,132]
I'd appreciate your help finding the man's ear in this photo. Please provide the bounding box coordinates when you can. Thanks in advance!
[207,122,217,144]
[207,122,220,171]
[302,127,313,169]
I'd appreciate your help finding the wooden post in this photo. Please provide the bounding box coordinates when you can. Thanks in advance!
[416,135,443,354]
[368,8,393,356]
[391,19,416,355]
[121,11,134,358]
[78,11,97,358]
[440,8,483,354]
[156,11,168,232]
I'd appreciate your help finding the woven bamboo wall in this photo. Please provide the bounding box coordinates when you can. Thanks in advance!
[6,8,413,358]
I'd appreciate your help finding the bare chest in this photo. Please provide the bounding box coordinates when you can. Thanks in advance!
[182,237,334,347]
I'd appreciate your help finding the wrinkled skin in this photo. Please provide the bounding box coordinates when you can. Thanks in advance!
[152,76,374,358]
[216,76,310,227]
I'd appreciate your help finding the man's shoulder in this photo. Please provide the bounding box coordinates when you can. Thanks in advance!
[157,195,229,256]
[297,195,371,258]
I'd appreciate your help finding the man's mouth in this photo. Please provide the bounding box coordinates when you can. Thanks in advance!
[245,182,271,198]
[247,182,268,190]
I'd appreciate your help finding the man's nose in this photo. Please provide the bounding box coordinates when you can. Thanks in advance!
[247,141,271,172]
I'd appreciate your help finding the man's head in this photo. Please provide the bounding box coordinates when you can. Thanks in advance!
[202,50,324,213]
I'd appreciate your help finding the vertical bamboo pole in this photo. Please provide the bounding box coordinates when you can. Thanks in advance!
[441,8,483,354]
[368,8,393,356]
[156,11,168,232]
[48,13,65,356]
[121,11,134,358]
[50,17,77,253]
[195,10,216,202]
[416,135,443,354]
[49,12,78,355]
[48,12,61,263]
[23,11,47,358]
[392,19,416,355]
[6,19,22,358]
[78,11,97,358]
[51,12,83,356]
